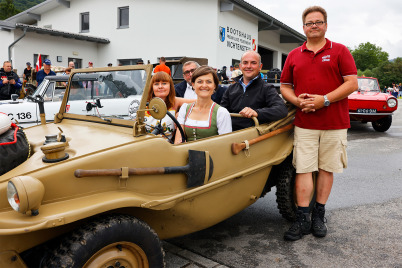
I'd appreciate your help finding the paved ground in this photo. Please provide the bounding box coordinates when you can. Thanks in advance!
[164,196,402,268]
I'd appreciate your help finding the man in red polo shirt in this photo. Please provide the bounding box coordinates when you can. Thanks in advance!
[154,57,171,76]
[280,6,357,241]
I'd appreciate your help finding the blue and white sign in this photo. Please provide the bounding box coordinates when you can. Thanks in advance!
[219,26,226,42]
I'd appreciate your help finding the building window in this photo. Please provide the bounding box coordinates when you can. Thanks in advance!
[81,12,89,32]
[118,58,141,66]
[118,7,129,28]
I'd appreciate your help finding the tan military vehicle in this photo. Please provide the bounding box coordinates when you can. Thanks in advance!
[0,65,306,267]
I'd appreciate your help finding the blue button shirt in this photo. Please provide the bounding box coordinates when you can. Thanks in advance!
[36,69,56,85]
[239,75,259,93]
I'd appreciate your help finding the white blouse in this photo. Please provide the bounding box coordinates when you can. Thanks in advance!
[177,103,232,135]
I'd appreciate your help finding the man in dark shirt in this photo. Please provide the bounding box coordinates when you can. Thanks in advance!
[220,50,288,131]
[36,59,56,85]
[0,61,22,100]
[23,62,33,88]
[175,61,227,104]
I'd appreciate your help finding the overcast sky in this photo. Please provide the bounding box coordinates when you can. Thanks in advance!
[246,0,402,59]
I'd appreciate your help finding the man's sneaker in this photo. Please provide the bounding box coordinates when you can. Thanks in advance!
[284,211,311,241]
[311,206,327,237]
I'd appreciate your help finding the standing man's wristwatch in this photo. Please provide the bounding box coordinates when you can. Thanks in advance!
[323,95,330,107]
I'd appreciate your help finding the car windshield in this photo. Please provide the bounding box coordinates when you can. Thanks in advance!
[65,70,146,120]
[357,78,380,92]
[31,79,48,99]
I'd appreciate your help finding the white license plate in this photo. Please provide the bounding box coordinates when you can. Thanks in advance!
[357,109,377,113]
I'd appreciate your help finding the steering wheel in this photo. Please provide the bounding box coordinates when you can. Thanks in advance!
[151,112,186,144]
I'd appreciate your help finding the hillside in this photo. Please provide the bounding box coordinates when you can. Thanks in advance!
[14,0,45,12]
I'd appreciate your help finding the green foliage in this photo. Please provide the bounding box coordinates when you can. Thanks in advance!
[0,0,20,20]
[13,0,44,12]
[351,42,389,71]
[371,58,402,88]
[0,0,44,19]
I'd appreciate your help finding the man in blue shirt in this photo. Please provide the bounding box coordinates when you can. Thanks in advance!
[36,59,56,85]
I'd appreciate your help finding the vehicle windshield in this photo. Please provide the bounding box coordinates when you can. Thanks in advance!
[357,78,380,92]
[31,80,48,99]
[65,70,146,120]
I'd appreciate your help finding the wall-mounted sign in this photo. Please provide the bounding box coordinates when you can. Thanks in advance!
[219,26,256,51]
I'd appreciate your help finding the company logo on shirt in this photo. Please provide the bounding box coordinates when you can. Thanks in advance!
[322,55,331,62]
[219,26,226,42]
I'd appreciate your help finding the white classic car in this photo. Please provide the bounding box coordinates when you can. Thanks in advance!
[0,70,146,126]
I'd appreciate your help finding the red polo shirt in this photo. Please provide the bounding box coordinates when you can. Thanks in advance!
[281,38,357,130]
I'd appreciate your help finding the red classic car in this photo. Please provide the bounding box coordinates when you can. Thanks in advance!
[348,77,398,132]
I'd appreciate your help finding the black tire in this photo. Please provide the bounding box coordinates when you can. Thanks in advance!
[0,127,30,176]
[44,214,165,268]
[371,115,392,132]
[275,154,316,221]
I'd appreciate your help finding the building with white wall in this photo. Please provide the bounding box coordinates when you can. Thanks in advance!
[0,0,306,76]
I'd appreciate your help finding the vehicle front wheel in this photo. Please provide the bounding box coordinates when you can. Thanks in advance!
[44,214,165,268]
[275,154,316,221]
[372,115,392,132]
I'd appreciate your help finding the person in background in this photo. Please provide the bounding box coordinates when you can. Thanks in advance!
[220,66,229,81]
[107,63,113,67]
[68,61,75,69]
[280,6,357,241]
[88,61,94,68]
[0,61,22,100]
[221,50,288,131]
[226,65,233,81]
[64,68,72,75]
[154,57,171,76]
[175,61,227,104]
[231,63,242,79]
[36,59,56,85]
[392,83,399,98]
[22,62,32,88]
[175,66,232,143]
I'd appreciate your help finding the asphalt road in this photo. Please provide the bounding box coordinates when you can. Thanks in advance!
[165,100,402,268]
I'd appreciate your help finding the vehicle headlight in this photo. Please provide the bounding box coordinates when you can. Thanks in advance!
[387,98,397,108]
[7,176,45,216]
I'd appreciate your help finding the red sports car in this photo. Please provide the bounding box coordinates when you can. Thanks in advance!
[348,77,398,132]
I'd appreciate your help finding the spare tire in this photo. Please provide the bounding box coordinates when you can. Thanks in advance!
[0,126,30,176]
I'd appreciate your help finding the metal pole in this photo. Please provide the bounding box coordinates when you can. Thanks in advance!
[8,28,27,64]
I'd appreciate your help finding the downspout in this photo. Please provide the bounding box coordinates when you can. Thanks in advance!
[8,28,27,63]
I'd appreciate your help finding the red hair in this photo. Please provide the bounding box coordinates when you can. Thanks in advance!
[147,71,175,110]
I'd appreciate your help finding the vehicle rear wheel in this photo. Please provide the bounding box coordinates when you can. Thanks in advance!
[44,214,165,268]
[371,115,392,132]
[275,154,316,221]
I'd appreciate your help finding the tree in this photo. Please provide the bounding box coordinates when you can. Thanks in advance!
[0,0,20,20]
[372,58,402,88]
[351,42,389,71]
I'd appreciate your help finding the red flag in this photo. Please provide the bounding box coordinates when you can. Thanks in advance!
[36,54,42,72]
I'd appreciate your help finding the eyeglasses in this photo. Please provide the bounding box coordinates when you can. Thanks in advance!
[304,21,326,27]
[183,68,196,76]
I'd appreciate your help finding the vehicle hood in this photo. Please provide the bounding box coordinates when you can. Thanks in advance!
[0,99,28,105]
[348,91,391,101]
[1,119,147,181]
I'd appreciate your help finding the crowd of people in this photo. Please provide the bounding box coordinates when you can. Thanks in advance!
[144,50,287,143]
[385,83,401,98]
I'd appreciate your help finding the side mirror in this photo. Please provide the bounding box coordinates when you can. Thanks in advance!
[11,94,18,101]
[148,97,167,120]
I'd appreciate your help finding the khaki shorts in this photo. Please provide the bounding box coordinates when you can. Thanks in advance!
[293,126,348,173]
